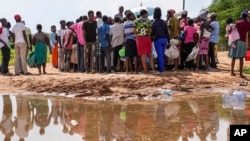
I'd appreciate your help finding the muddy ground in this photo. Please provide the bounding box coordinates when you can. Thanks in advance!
[0,51,250,101]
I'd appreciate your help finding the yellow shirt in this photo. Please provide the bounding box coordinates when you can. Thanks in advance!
[168,17,179,39]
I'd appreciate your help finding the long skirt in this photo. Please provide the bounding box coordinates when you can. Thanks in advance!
[35,42,47,65]
[52,43,58,67]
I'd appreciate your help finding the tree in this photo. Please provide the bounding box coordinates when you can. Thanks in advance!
[208,0,250,49]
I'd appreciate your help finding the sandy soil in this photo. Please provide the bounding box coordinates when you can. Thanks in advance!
[0,51,250,101]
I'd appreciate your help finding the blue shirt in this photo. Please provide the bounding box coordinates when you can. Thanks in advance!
[123,20,136,41]
[98,23,110,47]
[209,21,220,43]
[50,32,57,46]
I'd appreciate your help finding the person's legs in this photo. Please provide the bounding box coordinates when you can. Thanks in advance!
[133,57,138,73]
[185,43,195,69]
[141,55,148,73]
[38,64,42,74]
[209,42,217,68]
[113,46,118,71]
[99,47,105,73]
[239,57,244,77]
[231,58,236,76]
[196,55,200,70]
[84,43,90,73]
[58,47,65,71]
[14,44,21,75]
[104,47,111,72]
[205,54,209,70]
[77,43,84,72]
[125,57,130,73]
[1,47,10,74]
[42,63,46,74]
[90,43,96,72]
[20,43,28,74]
[155,38,167,72]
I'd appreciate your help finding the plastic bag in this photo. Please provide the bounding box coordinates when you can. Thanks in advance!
[119,47,125,57]
[152,42,157,58]
[186,46,199,62]
[27,51,37,68]
[165,39,179,59]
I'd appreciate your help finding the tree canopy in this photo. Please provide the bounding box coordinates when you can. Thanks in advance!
[208,0,250,49]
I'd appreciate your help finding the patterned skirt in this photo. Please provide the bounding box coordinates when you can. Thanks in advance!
[228,41,247,58]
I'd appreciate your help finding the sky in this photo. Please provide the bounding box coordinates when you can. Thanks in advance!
[0,0,213,33]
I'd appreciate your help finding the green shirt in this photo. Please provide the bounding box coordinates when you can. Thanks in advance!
[134,18,151,36]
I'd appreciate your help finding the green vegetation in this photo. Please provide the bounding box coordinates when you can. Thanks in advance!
[243,66,250,74]
[208,0,250,50]
[0,47,51,66]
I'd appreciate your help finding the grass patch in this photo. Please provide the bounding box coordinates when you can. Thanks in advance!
[243,66,250,74]
[0,48,51,66]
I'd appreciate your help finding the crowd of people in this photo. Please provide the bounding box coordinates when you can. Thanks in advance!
[0,6,250,77]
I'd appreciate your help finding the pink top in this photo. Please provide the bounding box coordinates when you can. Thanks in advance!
[63,29,73,50]
[70,22,85,45]
[226,24,240,47]
[184,25,196,44]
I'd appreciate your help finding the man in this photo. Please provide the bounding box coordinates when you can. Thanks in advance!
[96,11,103,27]
[209,13,219,69]
[0,18,11,75]
[83,10,98,73]
[114,6,124,21]
[22,21,32,53]
[11,14,29,75]
[167,9,180,70]
[57,20,66,72]
[98,15,111,73]
[110,17,124,72]
[70,17,85,72]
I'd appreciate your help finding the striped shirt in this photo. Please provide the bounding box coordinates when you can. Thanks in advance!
[123,20,136,41]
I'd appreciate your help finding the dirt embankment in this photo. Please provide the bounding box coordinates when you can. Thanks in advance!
[0,52,249,100]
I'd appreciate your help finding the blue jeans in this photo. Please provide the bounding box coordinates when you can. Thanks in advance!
[77,43,84,72]
[154,38,167,72]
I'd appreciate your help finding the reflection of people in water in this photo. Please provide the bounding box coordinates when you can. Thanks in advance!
[50,99,61,125]
[125,104,140,140]
[84,104,99,140]
[33,98,52,135]
[14,96,32,141]
[0,95,14,141]
[99,103,112,141]
[111,105,127,140]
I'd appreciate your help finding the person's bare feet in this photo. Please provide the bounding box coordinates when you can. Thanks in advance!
[240,74,246,78]
[231,73,236,76]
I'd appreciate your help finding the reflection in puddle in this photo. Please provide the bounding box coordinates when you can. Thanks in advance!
[0,95,249,141]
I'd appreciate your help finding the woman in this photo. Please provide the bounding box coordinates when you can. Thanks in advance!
[33,24,52,74]
[134,9,156,74]
[229,12,250,77]
[196,10,210,71]
[151,7,169,74]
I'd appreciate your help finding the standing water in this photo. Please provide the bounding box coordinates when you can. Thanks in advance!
[0,94,249,141]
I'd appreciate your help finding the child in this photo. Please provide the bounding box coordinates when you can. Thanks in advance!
[226,18,240,48]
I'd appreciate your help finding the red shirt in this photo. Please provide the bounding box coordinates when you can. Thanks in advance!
[236,20,250,42]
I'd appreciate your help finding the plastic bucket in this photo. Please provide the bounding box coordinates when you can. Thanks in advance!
[245,51,250,61]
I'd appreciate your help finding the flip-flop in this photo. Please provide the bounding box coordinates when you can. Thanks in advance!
[240,81,248,86]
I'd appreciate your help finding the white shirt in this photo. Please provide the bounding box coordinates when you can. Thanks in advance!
[110,23,124,47]
[96,18,103,27]
[11,22,26,44]
[57,29,66,46]
[0,27,10,48]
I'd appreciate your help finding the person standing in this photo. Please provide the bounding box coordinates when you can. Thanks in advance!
[83,10,98,73]
[11,14,29,75]
[124,12,138,74]
[63,22,74,72]
[110,17,124,72]
[22,21,32,56]
[134,9,156,74]
[57,20,66,72]
[0,18,11,75]
[229,12,250,77]
[50,25,58,68]
[167,9,180,70]
[114,6,124,21]
[96,11,103,27]
[209,13,219,69]
[98,15,111,73]
[183,19,197,70]
[33,24,52,74]
[152,7,170,74]
[70,17,86,72]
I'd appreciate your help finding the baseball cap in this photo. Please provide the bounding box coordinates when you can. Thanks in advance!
[14,14,21,20]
